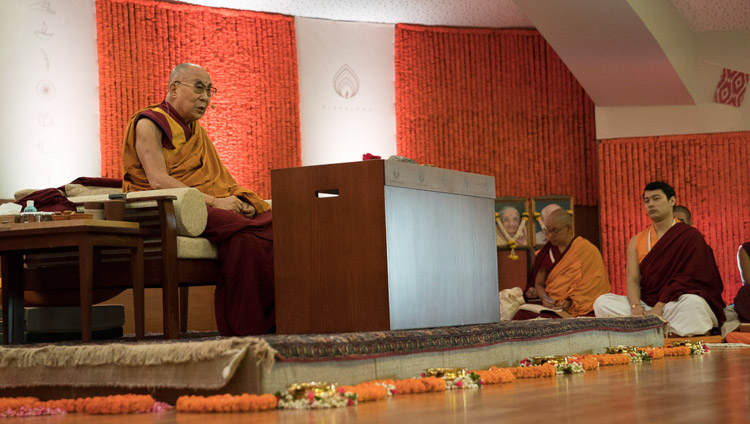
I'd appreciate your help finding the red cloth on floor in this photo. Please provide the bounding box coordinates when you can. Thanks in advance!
[202,208,275,336]
[639,223,726,325]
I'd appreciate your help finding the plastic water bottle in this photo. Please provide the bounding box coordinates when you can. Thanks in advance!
[24,200,38,213]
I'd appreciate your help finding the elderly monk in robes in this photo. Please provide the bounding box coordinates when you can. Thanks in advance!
[594,181,726,337]
[514,209,610,319]
[122,63,274,336]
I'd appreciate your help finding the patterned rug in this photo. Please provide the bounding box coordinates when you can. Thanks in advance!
[264,316,665,362]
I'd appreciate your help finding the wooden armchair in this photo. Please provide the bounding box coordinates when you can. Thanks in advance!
[20,188,219,339]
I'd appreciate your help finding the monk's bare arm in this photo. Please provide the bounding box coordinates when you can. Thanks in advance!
[625,236,645,316]
[134,119,187,190]
[134,119,242,213]
[534,270,555,307]
[739,247,750,286]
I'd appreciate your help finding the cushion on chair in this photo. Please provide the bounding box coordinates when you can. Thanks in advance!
[64,184,123,198]
[176,236,218,259]
[69,187,208,237]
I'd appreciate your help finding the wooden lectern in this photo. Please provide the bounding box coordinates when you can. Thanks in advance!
[271,160,499,334]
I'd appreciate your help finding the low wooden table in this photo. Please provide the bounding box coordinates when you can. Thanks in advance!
[0,220,145,344]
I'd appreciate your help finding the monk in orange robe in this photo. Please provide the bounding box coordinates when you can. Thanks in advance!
[594,181,725,337]
[514,209,610,319]
[122,63,274,336]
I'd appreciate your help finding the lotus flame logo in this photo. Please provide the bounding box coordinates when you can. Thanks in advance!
[333,65,360,98]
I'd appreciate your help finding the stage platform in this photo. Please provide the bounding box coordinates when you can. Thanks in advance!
[0,316,665,403]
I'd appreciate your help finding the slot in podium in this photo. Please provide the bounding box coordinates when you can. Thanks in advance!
[271,160,499,334]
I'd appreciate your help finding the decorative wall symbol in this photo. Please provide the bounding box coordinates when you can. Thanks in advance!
[34,22,53,40]
[418,171,425,183]
[38,111,54,127]
[393,169,400,179]
[333,64,360,98]
[30,0,56,14]
[40,48,50,70]
[36,80,56,101]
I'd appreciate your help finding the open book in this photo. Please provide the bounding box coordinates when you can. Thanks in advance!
[518,303,572,318]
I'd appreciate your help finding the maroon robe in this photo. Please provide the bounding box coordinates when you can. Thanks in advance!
[515,241,566,320]
[524,241,564,299]
[639,222,725,325]
[202,208,275,336]
[734,242,750,322]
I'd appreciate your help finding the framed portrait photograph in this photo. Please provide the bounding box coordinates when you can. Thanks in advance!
[494,197,531,248]
[531,195,574,247]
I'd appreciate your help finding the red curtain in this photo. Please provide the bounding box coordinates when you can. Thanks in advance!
[96,0,300,199]
[395,25,597,205]
[599,132,750,303]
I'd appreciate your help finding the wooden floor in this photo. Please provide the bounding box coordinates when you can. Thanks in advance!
[24,347,750,423]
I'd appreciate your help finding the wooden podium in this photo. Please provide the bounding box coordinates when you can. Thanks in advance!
[271,160,499,334]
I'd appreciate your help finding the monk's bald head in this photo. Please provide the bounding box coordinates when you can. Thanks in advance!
[545,208,572,229]
[169,63,204,85]
[543,208,574,246]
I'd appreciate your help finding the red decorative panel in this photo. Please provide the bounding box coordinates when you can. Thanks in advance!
[96,0,301,199]
[599,133,750,304]
[713,68,750,107]
[395,25,597,205]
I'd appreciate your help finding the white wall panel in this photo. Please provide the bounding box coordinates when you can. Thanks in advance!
[0,0,100,199]
[296,17,396,166]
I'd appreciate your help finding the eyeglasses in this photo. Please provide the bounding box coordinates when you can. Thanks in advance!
[544,226,567,236]
[174,81,217,97]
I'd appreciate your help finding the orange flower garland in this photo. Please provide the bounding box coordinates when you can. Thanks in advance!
[638,347,665,359]
[663,346,692,356]
[0,398,39,411]
[0,395,159,416]
[471,367,516,384]
[0,344,712,415]
[176,394,277,413]
[568,356,600,371]
[395,25,597,206]
[508,363,556,378]
[392,376,447,394]
[590,354,633,366]
[337,382,389,402]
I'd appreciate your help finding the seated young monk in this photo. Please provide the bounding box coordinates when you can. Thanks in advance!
[514,209,610,319]
[594,181,726,336]
[122,63,274,336]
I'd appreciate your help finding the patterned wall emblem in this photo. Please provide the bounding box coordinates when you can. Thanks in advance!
[713,68,749,107]
[333,64,360,98]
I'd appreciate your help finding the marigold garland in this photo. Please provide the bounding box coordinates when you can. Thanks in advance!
[508,363,556,378]
[589,354,633,366]
[663,346,692,356]
[0,395,160,416]
[176,394,277,413]
[0,343,713,415]
[390,376,447,394]
[337,382,389,402]
[471,367,516,384]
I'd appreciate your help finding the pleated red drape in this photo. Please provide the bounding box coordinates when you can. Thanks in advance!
[395,25,597,205]
[599,132,750,303]
[96,0,300,199]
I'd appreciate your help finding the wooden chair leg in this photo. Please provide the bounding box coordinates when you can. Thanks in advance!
[179,286,189,332]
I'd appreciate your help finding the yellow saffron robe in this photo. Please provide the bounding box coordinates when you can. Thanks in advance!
[121,103,271,213]
[544,237,611,317]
